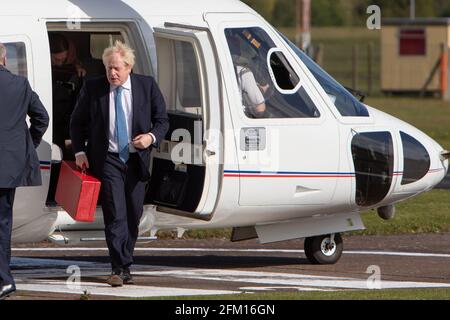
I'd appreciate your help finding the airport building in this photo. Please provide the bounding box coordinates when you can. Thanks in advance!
[381,18,450,100]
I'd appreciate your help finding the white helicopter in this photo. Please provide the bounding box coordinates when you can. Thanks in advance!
[1,0,448,265]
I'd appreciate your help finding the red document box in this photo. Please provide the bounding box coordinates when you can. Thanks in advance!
[55,161,101,222]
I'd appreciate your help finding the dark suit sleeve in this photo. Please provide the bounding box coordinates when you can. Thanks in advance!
[70,82,91,154]
[149,77,169,148]
[26,80,49,148]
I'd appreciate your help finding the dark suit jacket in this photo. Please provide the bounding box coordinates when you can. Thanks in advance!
[70,74,169,181]
[0,65,49,188]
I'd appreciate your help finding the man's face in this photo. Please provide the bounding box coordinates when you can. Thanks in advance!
[51,51,68,66]
[105,52,132,87]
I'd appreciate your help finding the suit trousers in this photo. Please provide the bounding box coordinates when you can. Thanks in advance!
[101,152,147,270]
[0,188,16,286]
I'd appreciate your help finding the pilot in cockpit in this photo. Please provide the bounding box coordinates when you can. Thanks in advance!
[227,30,268,119]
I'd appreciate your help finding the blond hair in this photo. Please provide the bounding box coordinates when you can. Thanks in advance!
[102,41,135,68]
[0,43,6,63]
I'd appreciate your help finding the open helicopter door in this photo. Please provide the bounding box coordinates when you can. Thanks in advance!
[146,23,223,220]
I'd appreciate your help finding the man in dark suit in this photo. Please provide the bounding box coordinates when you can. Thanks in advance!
[70,41,169,287]
[0,43,49,299]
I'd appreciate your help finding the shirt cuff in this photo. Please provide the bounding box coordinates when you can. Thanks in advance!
[75,151,86,157]
[148,132,157,146]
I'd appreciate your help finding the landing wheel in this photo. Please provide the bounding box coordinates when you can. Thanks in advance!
[304,233,343,265]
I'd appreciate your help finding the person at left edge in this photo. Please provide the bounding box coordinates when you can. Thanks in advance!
[70,41,169,287]
[0,42,49,300]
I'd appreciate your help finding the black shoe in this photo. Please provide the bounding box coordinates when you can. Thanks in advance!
[0,284,16,300]
[121,268,134,285]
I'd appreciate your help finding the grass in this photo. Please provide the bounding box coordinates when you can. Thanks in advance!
[158,228,232,240]
[356,189,450,235]
[149,288,450,300]
[279,27,380,43]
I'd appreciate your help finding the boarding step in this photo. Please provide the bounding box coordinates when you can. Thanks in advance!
[49,231,157,245]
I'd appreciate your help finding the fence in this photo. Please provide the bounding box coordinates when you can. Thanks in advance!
[312,41,381,97]
[311,41,449,100]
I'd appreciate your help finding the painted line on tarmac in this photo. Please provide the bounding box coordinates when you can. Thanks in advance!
[16,280,240,298]
[12,247,450,259]
[135,269,450,291]
[345,250,450,259]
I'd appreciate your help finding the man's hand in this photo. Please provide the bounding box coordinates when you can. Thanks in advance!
[132,133,153,150]
[75,64,87,77]
[75,153,90,170]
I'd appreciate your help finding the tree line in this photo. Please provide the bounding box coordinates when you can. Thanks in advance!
[242,0,450,27]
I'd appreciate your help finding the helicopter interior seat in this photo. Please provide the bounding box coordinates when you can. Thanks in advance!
[46,144,63,206]
[144,110,206,213]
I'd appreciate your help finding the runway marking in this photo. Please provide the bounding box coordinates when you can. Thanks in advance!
[240,286,335,292]
[11,257,240,297]
[135,269,450,291]
[239,286,336,293]
[16,280,239,298]
[12,247,450,259]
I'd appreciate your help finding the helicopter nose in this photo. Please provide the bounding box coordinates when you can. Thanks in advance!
[397,132,447,192]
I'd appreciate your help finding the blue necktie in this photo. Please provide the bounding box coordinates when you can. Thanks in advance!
[115,86,129,163]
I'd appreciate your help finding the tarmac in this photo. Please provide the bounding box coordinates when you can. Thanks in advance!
[4,233,450,300]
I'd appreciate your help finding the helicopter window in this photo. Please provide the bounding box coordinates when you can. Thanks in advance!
[268,49,300,91]
[174,41,202,111]
[155,36,202,116]
[3,42,27,78]
[279,33,370,118]
[351,132,393,207]
[224,27,320,119]
[401,132,430,185]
